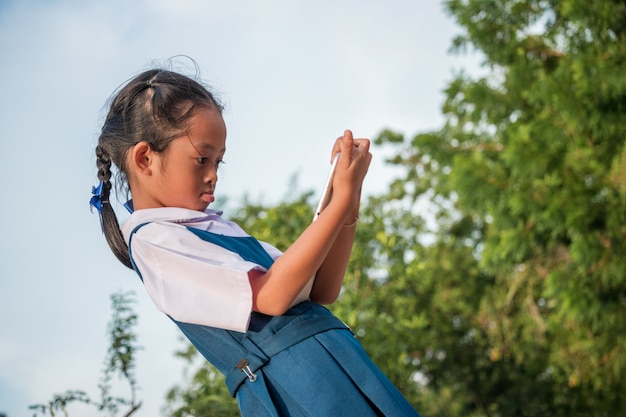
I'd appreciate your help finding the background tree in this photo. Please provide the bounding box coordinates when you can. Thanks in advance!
[371,0,626,415]
[30,291,142,417]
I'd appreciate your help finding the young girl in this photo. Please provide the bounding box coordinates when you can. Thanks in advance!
[91,67,420,417]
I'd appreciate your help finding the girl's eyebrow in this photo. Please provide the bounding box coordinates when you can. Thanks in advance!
[196,143,226,153]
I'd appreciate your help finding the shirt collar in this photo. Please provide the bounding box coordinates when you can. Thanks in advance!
[122,207,224,234]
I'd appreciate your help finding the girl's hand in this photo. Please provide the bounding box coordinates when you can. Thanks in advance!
[330,130,372,218]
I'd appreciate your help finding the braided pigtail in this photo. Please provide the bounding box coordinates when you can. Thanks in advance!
[96,145,133,269]
[91,65,223,269]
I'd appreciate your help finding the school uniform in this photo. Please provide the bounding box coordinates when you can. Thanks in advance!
[122,207,420,417]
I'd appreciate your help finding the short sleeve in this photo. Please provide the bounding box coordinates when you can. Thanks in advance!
[129,221,263,333]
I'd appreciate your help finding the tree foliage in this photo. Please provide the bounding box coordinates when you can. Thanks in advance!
[165,1,626,416]
[370,1,626,415]
[30,291,142,417]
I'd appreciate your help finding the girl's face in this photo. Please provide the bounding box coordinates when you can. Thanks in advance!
[150,106,227,211]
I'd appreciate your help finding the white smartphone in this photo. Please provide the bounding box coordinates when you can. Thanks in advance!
[313,153,340,221]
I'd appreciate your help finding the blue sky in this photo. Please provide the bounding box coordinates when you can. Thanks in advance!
[0,1,480,416]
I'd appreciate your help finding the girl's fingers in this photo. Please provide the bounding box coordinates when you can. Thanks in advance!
[331,132,371,179]
[331,131,371,160]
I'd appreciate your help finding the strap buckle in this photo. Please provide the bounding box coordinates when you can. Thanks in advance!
[236,359,257,382]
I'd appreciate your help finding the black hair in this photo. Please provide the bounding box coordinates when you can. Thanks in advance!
[95,68,223,268]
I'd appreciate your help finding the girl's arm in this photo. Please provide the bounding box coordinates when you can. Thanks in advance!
[308,199,360,304]
[248,130,371,316]
[309,135,368,304]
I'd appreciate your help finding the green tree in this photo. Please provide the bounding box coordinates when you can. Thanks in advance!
[371,1,626,415]
[30,291,142,417]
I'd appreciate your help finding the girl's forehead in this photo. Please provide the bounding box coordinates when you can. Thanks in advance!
[186,107,227,150]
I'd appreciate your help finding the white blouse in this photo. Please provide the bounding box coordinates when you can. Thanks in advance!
[122,207,313,333]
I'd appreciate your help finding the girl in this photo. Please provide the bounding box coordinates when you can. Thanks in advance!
[91,67,420,417]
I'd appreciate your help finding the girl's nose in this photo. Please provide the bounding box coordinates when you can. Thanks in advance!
[204,167,218,184]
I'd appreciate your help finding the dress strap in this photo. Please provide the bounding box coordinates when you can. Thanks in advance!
[224,311,351,396]
[127,222,150,281]
[185,226,275,269]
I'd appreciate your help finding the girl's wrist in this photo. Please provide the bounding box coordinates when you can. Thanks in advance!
[325,190,360,226]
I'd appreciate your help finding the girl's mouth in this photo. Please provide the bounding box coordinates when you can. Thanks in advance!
[201,192,215,203]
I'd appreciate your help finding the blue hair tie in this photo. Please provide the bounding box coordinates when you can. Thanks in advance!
[90,182,104,214]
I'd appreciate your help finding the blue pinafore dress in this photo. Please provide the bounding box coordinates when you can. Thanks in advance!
[129,224,420,417]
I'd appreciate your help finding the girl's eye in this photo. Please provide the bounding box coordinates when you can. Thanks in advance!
[196,158,224,169]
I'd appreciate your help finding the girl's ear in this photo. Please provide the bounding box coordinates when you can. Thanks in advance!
[130,141,155,175]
